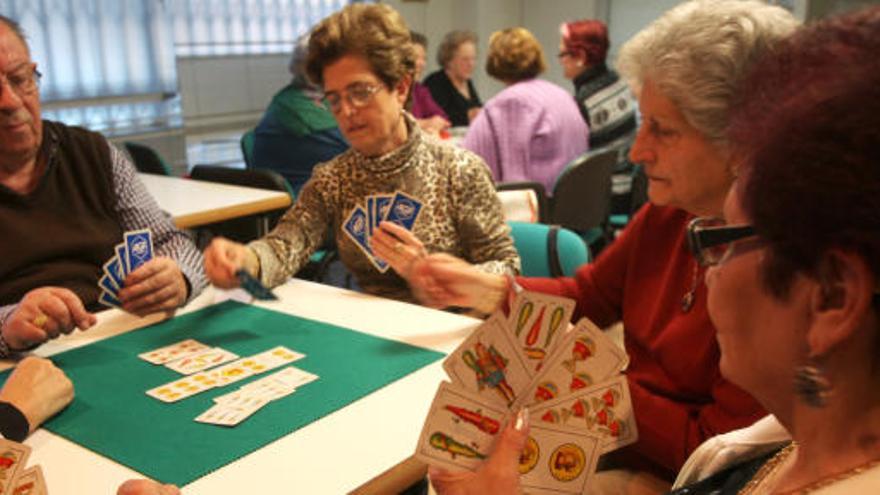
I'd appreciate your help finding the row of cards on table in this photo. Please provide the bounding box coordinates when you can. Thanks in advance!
[415,291,636,495]
[343,190,423,272]
[97,228,155,308]
[139,340,317,427]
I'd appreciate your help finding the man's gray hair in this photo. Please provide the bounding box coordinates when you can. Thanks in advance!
[0,15,29,52]
[617,0,799,147]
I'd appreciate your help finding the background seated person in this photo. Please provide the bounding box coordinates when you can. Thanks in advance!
[423,30,482,127]
[409,0,798,485]
[409,31,450,137]
[204,4,519,305]
[252,34,348,196]
[559,19,638,148]
[0,16,207,357]
[462,27,588,196]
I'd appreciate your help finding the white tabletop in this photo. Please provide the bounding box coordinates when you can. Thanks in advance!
[139,173,292,229]
[16,280,477,494]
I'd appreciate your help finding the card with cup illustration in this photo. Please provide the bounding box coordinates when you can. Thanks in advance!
[529,375,637,453]
[517,318,629,408]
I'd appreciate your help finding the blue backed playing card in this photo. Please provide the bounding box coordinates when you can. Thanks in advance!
[366,196,377,239]
[383,191,423,230]
[124,229,153,272]
[115,243,129,276]
[98,274,119,297]
[342,205,388,272]
[99,290,122,308]
[375,194,393,229]
[234,269,278,300]
[103,256,124,291]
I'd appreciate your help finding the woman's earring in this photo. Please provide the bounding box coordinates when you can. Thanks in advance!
[793,362,833,407]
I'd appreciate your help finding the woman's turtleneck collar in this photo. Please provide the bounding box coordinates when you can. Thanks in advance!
[351,112,423,174]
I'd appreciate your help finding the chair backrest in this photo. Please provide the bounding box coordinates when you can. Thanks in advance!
[189,165,293,244]
[550,148,618,235]
[240,129,256,169]
[123,141,172,176]
[508,222,590,277]
[495,181,549,224]
[190,165,293,196]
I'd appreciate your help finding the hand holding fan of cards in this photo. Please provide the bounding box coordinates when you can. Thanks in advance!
[343,191,423,273]
[97,229,154,309]
[415,291,636,494]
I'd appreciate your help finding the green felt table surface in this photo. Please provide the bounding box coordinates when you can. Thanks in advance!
[16,301,444,486]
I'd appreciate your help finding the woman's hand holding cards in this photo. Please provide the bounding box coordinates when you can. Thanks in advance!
[370,221,427,280]
[204,237,261,289]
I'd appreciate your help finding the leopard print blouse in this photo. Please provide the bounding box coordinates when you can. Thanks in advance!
[249,113,520,303]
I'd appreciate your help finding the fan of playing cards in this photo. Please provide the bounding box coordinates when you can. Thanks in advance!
[343,191,423,272]
[0,440,48,494]
[415,291,636,494]
[97,228,154,308]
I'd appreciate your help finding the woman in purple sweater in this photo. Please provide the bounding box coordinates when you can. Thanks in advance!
[462,28,589,196]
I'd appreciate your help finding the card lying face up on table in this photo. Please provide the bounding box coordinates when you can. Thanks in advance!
[97,228,154,309]
[343,190,423,273]
[415,291,637,494]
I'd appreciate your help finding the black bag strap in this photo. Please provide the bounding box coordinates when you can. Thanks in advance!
[547,225,564,277]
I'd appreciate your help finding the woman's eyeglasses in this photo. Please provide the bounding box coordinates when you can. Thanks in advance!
[557,50,573,59]
[322,82,381,114]
[687,217,759,267]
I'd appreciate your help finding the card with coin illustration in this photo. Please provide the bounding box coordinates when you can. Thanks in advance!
[519,422,602,495]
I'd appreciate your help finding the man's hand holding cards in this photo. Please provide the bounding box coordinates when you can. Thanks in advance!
[97,229,189,315]
[416,291,637,494]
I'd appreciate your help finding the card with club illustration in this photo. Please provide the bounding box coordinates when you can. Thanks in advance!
[529,375,638,453]
[139,339,210,365]
[519,422,603,495]
[518,318,629,408]
[0,439,30,495]
[414,380,510,472]
[507,292,576,373]
[443,315,532,408]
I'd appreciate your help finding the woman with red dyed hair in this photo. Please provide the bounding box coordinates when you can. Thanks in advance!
[559,19,637,147]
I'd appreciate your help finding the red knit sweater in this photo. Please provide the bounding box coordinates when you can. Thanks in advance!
[519,204,766,479]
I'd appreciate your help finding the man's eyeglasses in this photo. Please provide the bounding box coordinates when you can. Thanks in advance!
[557,50,573,59]
[0,63,41,99]
[687,217,758,267]
[322,82,381,114]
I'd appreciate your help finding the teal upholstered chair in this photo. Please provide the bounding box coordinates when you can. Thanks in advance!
[123,141,173,176]
[240,129,256,169]
[508,222,590,277]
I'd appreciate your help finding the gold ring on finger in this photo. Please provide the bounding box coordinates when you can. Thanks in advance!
[394,242,404,253]
[33,313,48,328]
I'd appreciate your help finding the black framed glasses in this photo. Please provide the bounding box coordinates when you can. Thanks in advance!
[322,82,382,114]
[687,217,758,267]
[0,63,41,99]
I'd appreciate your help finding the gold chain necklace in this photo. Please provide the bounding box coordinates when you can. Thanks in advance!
[680,260,701,313]
[738,442,880,494]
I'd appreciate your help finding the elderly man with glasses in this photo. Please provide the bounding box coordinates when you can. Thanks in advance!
[0,16,207,357]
